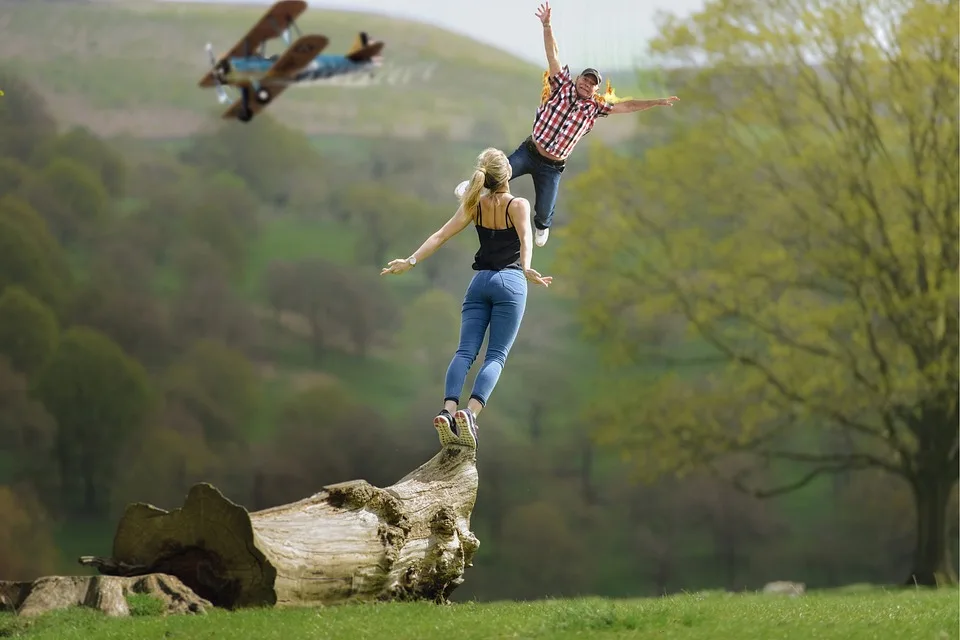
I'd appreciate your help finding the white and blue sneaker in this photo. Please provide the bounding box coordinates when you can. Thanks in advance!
[535,228,550,247]
[454,180,469,199]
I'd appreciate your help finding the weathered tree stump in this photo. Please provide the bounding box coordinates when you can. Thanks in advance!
[0,574,211,617]
[78,443,479,609]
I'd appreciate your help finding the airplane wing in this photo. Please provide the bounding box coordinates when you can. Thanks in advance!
[220,35,329,122]
[263,34,329,78]
[198,0,309,88]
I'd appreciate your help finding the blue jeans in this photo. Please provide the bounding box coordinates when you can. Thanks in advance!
[444,268,527,407]
[507,137,565,230]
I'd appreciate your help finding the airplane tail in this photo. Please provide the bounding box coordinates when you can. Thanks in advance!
[345,31,384,62]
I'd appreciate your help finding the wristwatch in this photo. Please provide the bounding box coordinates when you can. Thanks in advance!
[406,256,417,266]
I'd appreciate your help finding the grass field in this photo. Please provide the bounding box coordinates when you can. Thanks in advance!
[1,588,956,639]
[0,0,544,138]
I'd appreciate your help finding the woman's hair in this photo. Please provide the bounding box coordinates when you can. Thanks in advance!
[460,147,511,220]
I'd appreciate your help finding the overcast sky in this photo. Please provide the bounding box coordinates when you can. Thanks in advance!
[174,0,707,69]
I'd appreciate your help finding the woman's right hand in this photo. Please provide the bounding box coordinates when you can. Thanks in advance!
[524,268,552,287]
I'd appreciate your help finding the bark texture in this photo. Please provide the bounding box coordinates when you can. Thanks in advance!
[79,443,479,609]
[0,574,210,617]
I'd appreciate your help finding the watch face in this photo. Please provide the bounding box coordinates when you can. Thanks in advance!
[408,257,417,265]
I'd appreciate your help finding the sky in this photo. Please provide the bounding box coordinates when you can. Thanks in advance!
[174,0,708,69]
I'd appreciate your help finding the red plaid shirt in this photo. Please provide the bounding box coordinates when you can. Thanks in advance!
[531,65,613,161]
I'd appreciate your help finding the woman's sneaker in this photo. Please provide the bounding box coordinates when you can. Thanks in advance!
[453,409,478,449]
[454,180,469,199]
[434,410,459,447]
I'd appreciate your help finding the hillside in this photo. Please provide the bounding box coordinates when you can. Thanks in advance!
[0,0,557,139]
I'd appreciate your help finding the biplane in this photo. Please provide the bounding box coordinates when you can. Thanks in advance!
[198,0,385,123]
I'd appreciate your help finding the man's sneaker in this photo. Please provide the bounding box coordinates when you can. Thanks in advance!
[454,180,469,199]
[453,409,479,449]
[535,228,550,247]
[434,410,459,447]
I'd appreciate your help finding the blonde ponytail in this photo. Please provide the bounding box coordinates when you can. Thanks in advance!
[460,169,486,222]
[459,148,512,222]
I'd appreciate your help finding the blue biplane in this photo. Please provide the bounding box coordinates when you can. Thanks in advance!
[199,0,385,122]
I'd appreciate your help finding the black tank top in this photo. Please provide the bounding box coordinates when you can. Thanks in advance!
[471,195,522,271]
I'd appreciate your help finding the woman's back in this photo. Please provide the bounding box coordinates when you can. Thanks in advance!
[472,192,523,272]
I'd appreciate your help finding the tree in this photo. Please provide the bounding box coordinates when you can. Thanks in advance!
[262,257,395,360]
[179,115,327,208]
[0,485,60,581]
[0,158,31,200]
[393,289,462,383]
[0,215,68,313]
[30,126,127,198]
[557,0,958,586]
[0,286,58,379]
[0,68,56,163]
[182,172,260,279]
[35,157,110,244]
[162,339,261,446]
[168,241,259,352]
[338,184,436,269]
[0,195,71,284]
[0,359,59,503]
[36,327,153,516]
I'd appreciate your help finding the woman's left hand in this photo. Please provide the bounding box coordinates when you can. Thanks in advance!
[381,258,413,276]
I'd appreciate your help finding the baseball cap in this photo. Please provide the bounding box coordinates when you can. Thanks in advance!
[580,67,602,85]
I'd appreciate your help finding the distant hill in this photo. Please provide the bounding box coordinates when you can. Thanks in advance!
[0,0,578,140]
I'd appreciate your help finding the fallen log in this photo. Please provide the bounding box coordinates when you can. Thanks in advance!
[0,574,210,617]
[78,441,479,609]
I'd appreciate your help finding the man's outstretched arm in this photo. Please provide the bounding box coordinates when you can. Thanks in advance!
[609,96,679,114]
[536,2,562,77]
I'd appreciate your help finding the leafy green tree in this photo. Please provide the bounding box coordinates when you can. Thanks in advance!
[183,172,260,278]
[0,286,58,379]
[36,327,152,516]
[0,359,59,504]
[0,196,72,298]
[36,157,110,243]
[30,126,127,197]
[0,485,60,581]
[168,240,259,351]
[558,0,958,586]
[393,289,461,383]
[163,339,261,446]
[0,68,56,162]
[0,215,67,313]
[0,158,31,199]
[262,257,396,360]
[179,115,326,207]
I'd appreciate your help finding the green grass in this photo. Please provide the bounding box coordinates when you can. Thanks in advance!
[3,0,543,138]
[1,589,956,639]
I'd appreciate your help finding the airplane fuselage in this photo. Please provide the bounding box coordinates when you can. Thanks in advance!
[224,53,381,88]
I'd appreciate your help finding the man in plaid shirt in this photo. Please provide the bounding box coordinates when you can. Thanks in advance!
[458,2,679,247]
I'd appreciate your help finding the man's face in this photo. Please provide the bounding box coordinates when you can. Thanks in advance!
[575,73,599,99]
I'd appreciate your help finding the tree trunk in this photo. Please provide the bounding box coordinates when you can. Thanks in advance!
[905,472,958,586]
[78,444,480,609]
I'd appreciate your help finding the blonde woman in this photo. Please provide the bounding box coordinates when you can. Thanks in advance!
[381,148,552,448]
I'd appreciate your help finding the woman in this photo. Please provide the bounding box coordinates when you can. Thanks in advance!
[381,147,552,449]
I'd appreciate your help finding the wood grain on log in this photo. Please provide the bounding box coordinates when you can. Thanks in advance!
[80,443,479,609]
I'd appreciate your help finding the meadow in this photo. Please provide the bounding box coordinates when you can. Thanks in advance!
[1,588,956,639]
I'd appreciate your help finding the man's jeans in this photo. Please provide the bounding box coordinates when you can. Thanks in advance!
[444,268,527,407]
[507,136,566,230]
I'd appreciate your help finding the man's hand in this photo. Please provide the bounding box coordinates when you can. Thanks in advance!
[536,2,551,26]
[655,96,680,107]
